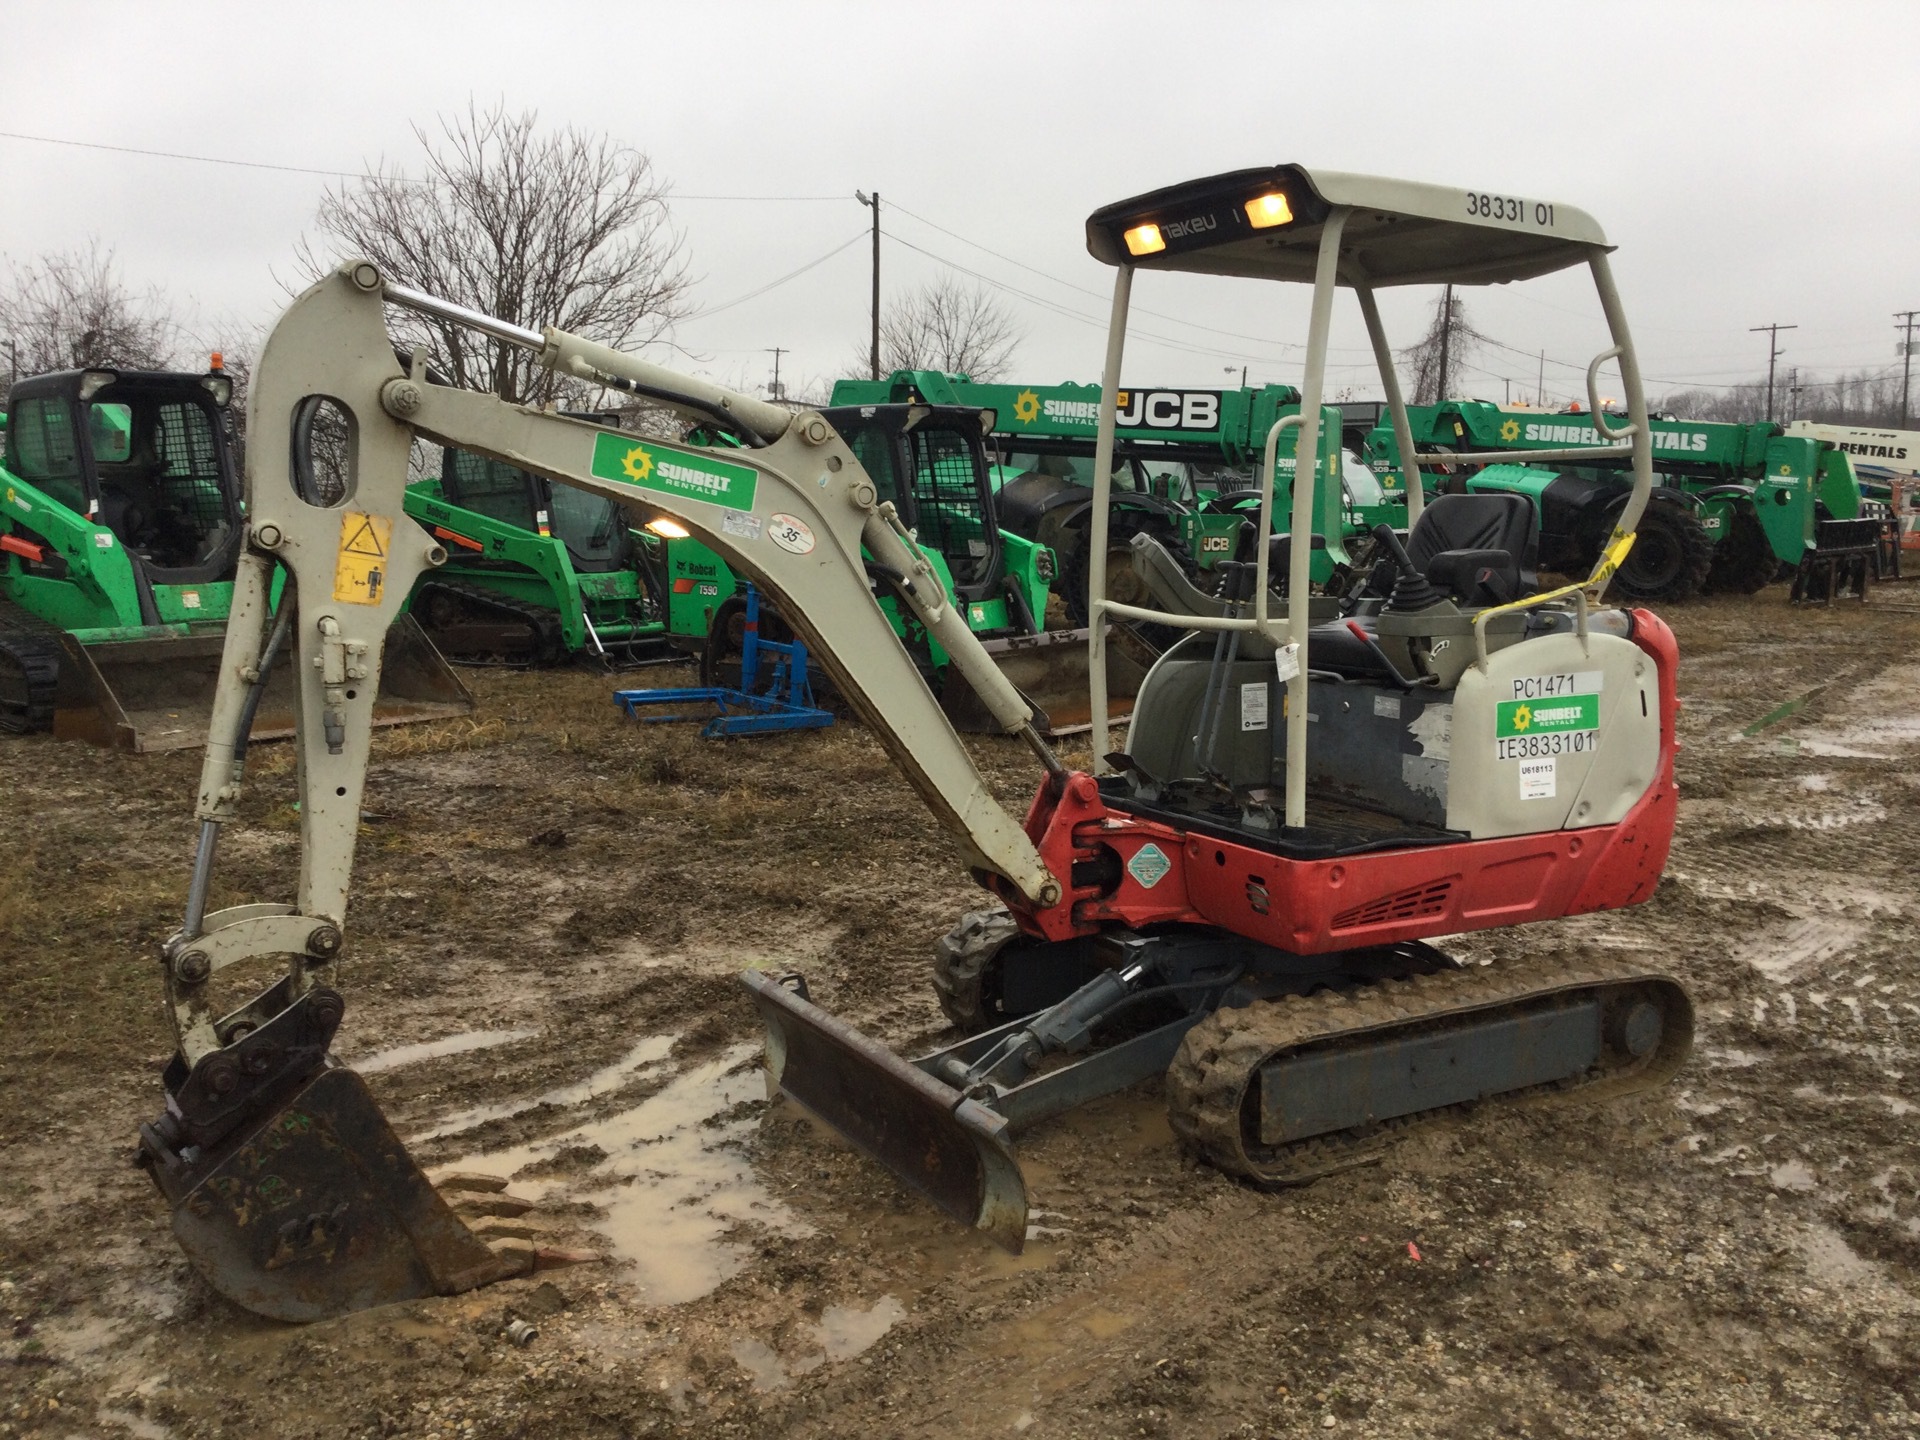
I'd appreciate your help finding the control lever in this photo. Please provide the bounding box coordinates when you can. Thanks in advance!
[1371,523,1447,612]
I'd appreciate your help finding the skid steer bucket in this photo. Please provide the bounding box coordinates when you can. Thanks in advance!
[742,970,1029,1251]
[942,623,1157,738]
[142,1065,521,1322]
[51,614,473,752]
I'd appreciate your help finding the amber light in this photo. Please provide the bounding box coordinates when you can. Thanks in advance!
[1123,223,1166,256]
[645,517,691,539]
[1244,192,1294,229]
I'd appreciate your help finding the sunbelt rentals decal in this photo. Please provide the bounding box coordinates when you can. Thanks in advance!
[1008,388,1221,432]
[1495,671,1602,761]
[591,434,759,510]
[1498,416,1710,453]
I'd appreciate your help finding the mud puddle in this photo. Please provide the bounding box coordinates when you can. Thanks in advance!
[350,1026,538,1075]
[728,1295,907,1391]
[412,1032,677,1142]
[443,1043,807,1304]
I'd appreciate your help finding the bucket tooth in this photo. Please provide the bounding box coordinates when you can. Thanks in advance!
[740,970,1028,1251]
[147,1066,519,1322]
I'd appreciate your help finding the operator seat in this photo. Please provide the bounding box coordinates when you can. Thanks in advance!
[1364,492,1539,608]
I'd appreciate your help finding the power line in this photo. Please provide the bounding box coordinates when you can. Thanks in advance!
[682,231,866,321]
[0,127,847,199]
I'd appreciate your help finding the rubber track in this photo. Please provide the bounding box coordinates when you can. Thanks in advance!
[1166,960,1690,1188]
[932,908,1020,1032]
[0,598,65,734]
[413,579,566,667]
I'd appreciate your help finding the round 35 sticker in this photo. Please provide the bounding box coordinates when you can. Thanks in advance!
[768,514,815,555]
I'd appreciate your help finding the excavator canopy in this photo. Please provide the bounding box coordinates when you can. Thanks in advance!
[1085,164,1609,287]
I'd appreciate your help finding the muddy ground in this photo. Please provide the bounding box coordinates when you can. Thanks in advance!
[4,587,1920,1439]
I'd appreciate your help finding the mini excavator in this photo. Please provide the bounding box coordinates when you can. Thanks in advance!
[139,165,1690,1321]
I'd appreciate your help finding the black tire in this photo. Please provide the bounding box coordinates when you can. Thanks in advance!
[0,601,62,735]
[932,907,1021,1032]
[1703,505,1778,595]
[1065,515,1189,651]
[1610,495,1714,604]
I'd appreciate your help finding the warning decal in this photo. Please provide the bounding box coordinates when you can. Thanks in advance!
[333,511,392,605]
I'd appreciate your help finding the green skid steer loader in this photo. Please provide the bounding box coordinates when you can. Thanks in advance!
[654,401,1153,736]
[403,444,674,666]
[0,365,471,749]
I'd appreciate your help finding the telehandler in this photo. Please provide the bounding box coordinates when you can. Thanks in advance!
[138,164,1690,1324]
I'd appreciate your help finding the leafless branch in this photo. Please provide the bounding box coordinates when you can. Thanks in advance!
[852,276,1022,382]
[0,242,180,375]
[297,100,691,406]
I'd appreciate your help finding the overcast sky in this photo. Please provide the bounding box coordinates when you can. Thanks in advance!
[3,1,1915,410]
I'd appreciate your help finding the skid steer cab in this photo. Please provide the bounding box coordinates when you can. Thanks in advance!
[750,165,1691,1249]
[0,364,469,748]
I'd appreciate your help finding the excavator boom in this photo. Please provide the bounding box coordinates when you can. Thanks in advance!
[141,261,1066,1319]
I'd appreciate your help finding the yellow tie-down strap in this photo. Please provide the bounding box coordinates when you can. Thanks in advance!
[1468,528,1636,667]
[1472,527,1636,632]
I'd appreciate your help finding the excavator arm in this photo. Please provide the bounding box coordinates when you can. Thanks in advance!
[142,260,1062,1319]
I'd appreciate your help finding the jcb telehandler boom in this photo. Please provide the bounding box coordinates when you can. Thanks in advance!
[141,165,1690,1324]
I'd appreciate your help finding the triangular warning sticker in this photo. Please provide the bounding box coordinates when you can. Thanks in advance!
[340,515,387,557]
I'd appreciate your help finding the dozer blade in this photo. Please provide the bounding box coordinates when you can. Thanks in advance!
[146,1066,521,1322]
[942,623,1158,739]
[740,970,1029,1252]
[52,614,473,752]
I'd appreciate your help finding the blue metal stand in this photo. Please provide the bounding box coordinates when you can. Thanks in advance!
[613,586,834,738]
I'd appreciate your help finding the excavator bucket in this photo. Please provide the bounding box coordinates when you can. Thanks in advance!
[51,614,472,752]
[142,1065,523,1322]
[942,623,1158,739]
[741,970,1029,1251]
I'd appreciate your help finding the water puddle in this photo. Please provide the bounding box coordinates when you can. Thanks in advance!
[1801,1222,1883,1288]
[1795,664,1920,758]
[96,1412,172,1440]
[1770,1159,1818,1192]
[814,1295,906,1359]
[729,1337,790,1392]
[353,1027,537,1076]
[413,1033,677,1142]
[445,1043,808,1304]
[1741,919,1867,983]
[726,1295,904,1391]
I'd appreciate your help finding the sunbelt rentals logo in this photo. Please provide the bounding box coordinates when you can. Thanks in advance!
[591,434,759,511]
[1012,389,1041,424]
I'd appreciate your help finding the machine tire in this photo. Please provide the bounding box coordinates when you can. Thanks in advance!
[0,601,62,735]
[932,907,1021,1032]
[1609,495,1714,604]
[1704,505,1777,595]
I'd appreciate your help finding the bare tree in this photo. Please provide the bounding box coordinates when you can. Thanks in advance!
[1397,287,1486,405]
[0,242,180,376]
[857,276,1021,382]
[1656,368,1910,427]
[298,101,691,405]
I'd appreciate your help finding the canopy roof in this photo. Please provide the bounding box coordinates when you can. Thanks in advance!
[1085,165,1609,288]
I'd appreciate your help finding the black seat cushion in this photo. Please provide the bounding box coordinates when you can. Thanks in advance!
[1408,492,1538,575]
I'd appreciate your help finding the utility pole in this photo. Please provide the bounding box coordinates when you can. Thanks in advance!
[766,347,787,403]
[1435,284,1454,402]
[1786,367,1800,421]
[856,190,881,381]
[1224,364,1247,388]
[1897,309,1918,428]
[1750,321,1797,422]
[1537,350,1545,407]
